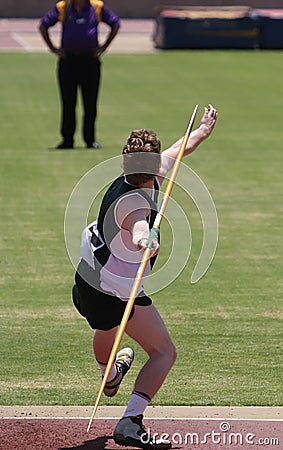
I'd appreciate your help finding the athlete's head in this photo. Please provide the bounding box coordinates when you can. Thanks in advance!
[122,129,161,185]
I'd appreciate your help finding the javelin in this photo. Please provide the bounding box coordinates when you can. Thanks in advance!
[86,104,199,432]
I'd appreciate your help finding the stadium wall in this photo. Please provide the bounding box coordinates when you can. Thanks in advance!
[153,7,283,50]
[1,0,283,19]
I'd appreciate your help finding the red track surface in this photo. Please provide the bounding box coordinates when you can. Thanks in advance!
[0,418,282,449]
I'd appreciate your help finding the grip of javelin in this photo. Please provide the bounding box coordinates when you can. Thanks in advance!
[86,104,198,432]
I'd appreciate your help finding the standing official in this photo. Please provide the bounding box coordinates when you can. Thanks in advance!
[39,0,120,149]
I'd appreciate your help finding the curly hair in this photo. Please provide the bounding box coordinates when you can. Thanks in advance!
[122,129,161,184]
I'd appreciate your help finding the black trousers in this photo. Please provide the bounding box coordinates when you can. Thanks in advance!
[57,54,101,146]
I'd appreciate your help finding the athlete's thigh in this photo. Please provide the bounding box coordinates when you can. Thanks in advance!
[125,304,173,355]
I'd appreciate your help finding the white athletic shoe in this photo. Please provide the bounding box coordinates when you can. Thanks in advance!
[103,347,134,397]
[113,414,171,449]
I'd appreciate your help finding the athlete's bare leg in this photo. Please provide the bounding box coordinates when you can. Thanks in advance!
[125,303,177,398]
[93,327,117,363]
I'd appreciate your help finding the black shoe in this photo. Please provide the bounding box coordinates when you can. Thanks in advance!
[113,415,171,449]
[56,141,73,149]
[86,141,101,149]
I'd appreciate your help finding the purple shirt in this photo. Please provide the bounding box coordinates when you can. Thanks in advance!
[41,1,120,53]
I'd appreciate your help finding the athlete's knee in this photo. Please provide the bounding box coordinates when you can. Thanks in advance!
[153,338,177,367]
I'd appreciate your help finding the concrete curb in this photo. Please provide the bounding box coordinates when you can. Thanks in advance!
[1,406,282,419]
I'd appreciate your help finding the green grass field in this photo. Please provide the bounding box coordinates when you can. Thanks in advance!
[0,51,282,407]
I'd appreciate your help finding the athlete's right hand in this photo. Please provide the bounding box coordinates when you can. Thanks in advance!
[137,238,160,257]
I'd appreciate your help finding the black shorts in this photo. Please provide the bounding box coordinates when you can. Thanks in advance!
[73,270,152,331]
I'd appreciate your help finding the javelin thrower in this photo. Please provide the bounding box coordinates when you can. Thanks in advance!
[72,104,217,449]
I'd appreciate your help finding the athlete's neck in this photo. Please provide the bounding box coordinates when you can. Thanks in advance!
[125,175,154,189]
